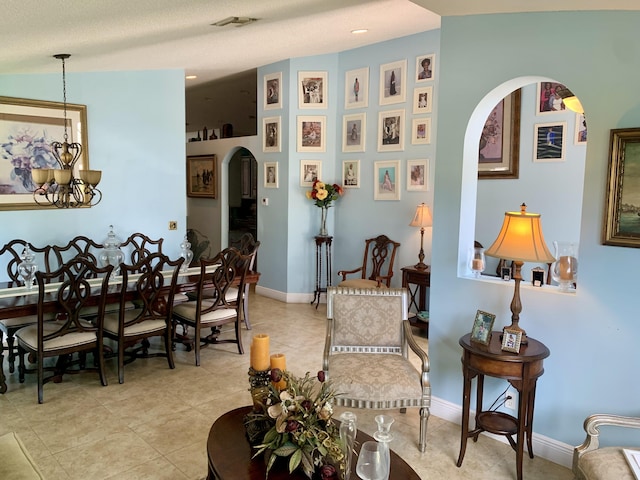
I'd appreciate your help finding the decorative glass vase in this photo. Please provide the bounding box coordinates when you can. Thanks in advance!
[551,241,578,292]
[319,206,329,236]
[179,235,193,272]
[373,415,394,480]
[339,411,357,480]
[100,225,125,274]
[469,246,485,278]
[17,244,38,290]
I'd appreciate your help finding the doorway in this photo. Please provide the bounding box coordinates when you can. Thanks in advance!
[228,147,257,249]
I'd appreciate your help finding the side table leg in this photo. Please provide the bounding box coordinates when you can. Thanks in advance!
[0,331,6,394]
[457,362,472,467]
[526,380,538,458]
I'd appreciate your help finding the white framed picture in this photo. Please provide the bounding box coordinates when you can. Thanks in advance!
[377,109,405,152]
[374,160,401,201]
[264,72,282,110]
[533,121,567,162]
[298,71,327,109]
[342,113,366,153]
[300,160,322,187]
[297,116,326,152]
[342,160,360,189]
[411,117,431,145]
[379,59,407,106]
[407,159,429,192]
[345,67,369,109]
[264,161,278,188]
[415,53,435,82]
[412,86,433,114]
[575,113,587,145]
[263,116,281,153]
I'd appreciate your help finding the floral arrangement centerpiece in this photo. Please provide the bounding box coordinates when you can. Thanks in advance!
[305,180,344,236]
[249,369,345,480]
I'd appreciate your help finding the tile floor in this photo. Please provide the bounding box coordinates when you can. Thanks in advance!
[0,292,574,479]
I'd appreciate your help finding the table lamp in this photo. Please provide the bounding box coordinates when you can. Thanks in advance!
[484,204,555,344]
[409,203,432,270]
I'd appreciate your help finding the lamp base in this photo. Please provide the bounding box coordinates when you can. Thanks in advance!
[414,261,429,270]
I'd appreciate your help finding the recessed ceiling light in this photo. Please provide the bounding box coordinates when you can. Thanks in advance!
[186,75,197,80]
[351,29,368,34]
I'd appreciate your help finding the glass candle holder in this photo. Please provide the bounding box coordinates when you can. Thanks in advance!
[469,246,486,278]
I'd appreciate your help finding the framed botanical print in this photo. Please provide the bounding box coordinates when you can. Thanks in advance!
[478,89,521,179]
[263,116,281,153]
[407,159,428,192]
[298,71,327,109]
[264,72,282,110]
[342,160,360,189]
[377,109,404,152]
[342,113,366,153]
[379,60,406,106]
[533,121,566,162]
[345,67,369,109]
[297,116,326,152]
[187,155,216,198]
[374,160,401,201]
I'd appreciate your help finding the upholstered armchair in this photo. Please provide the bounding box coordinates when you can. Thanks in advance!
[337,235,400,288]
[323,286,430,452]
[573,413,640,480]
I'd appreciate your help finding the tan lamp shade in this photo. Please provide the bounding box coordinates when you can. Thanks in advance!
[484,204,555,263]
[409,203,433,228]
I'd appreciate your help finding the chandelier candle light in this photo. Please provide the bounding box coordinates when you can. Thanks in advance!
[409,203,433,270]
[484,204,555,344]
[31,54,102,208]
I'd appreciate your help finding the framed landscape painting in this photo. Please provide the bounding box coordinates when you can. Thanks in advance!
[0,96,89,210]
[187,154,216,198]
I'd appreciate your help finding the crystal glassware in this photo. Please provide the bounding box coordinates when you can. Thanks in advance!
[373,415,394,480]
[551,241,578,292]
[179,235,193,272]
[355,441,388,480]
[100,225,125,274]
[338,411,357,480]
[17,244,38,290]
[469,246,486,278]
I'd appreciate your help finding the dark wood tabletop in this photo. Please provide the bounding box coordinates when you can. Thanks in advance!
[206,406,421,480]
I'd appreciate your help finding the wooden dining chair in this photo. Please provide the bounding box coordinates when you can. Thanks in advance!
[0,240,56,375]
[50,235,103,271]
[172,247,251,366]
[15,256,114,403]
[337,234,401,288]
[120,233,164,266]
[102,252,183,383]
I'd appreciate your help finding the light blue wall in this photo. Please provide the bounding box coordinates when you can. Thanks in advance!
[0,70,186,260]
[432,11,640,447]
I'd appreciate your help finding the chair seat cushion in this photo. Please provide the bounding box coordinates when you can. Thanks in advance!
[338,279,388,289]
[173,301,237,325]
[0,431,45,479]
[0,313,56,330]
[576,447,639,480]
[103,310,167,336]
[16,322,97,351]
[328,353,425,408]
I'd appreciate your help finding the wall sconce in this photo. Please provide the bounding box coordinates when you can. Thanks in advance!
[484,204,555,344]
[409,203,432,270]
[31,54,102,208]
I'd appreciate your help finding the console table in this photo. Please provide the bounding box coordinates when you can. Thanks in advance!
[206,406,421,480]
[310,235,332,309]
[401,265,430,335]
[457,333,550,480]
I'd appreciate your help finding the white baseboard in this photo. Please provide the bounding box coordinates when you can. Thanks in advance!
[255,285,321,304]
[430,396,574,469]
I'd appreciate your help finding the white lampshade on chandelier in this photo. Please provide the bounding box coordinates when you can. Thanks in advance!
[31,54,102,208]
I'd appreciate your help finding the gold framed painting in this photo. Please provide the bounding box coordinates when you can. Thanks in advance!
[187,154,216,198]
[0,96,89,210]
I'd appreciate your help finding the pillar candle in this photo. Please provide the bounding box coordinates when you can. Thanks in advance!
[270,353,287,390]
[250,334,270,371]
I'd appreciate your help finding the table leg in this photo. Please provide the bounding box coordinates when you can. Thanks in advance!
[457,358,472,467]
[0,331,6,394]
[526,380,537,458]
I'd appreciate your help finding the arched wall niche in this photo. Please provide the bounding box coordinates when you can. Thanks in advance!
[459,76,587,282]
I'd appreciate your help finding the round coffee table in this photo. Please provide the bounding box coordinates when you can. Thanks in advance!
[207,406,421,480]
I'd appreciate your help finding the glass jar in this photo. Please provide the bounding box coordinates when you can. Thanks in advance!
[469,246,486,278]
[551,241,578,292]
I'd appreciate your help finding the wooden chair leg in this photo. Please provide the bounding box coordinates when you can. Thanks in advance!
[164,332,175,369]
[6,334,16,373]
[37,353,44,404]
[118,339,125,384]
[97,344,108,387]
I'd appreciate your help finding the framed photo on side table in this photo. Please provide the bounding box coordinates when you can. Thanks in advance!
[502,328,523,353]
[187,155,216,198]
[470,310,496,345]
[478,89,521,179]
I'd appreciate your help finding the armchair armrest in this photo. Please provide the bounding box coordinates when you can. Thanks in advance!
[573,413,640,471]
[337,267,363,281]
[403,320,430,373]
[322,318,333,373]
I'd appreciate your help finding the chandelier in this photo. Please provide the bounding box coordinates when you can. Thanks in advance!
[31,54,102,208]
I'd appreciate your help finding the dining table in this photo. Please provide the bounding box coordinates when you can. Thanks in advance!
[0,266,260,393]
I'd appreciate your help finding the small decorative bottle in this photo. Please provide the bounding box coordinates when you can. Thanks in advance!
[179,234,193,272]
[373,414,394,480]
[17,244,38,290]
[338,411,357,480]
[100,225,125,274]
